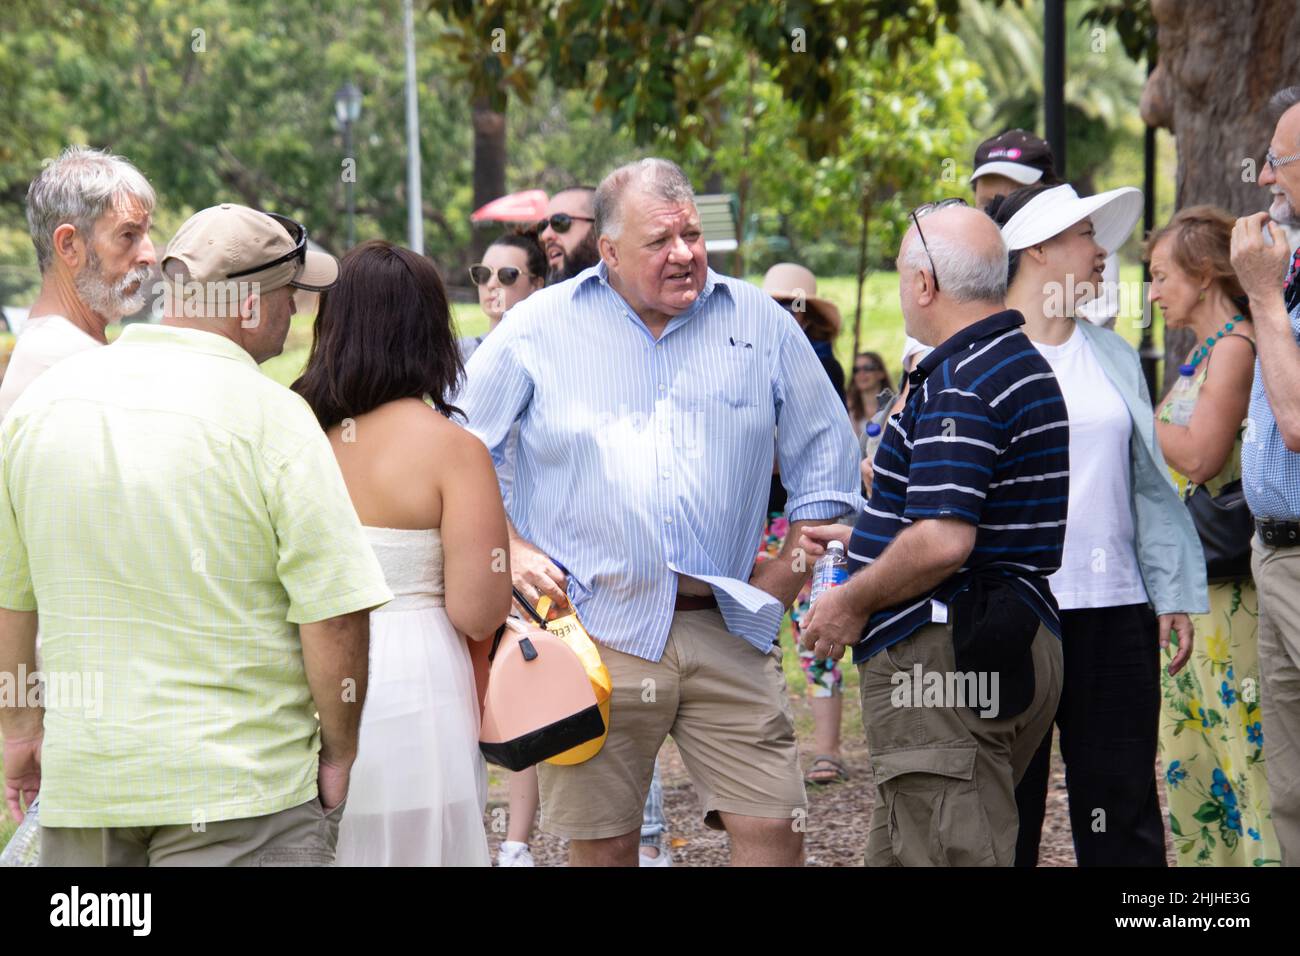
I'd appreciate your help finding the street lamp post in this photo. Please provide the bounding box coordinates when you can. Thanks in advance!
[333,81,363,249]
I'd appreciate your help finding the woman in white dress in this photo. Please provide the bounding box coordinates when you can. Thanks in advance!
[293,240,512,866]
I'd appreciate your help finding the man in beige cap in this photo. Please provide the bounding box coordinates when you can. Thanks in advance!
[0,204,392,866]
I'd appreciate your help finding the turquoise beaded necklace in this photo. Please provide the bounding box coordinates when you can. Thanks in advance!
[1186,316,1241,371]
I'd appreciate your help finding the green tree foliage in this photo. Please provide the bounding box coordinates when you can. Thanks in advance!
[440,0,965,160]
[0,0,476,261]
[956,0,1146,194]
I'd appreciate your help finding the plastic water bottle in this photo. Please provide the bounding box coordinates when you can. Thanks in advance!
[809,540,849,605]
[0,798,40,867]
[863,421,884,461]
[1167,363,1198,427]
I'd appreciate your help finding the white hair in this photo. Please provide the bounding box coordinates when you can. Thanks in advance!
[1270,85,1300,121]
[594,158,695,240]
[899,226,1008,304]
[26,146,155,273]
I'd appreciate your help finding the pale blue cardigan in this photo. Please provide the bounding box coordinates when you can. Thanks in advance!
[1075,319,1209,616]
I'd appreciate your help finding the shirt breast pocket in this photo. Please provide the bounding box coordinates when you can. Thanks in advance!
[689,348,761,409]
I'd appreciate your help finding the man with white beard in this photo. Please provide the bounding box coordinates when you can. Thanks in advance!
[0,146,157,419]
[1231,85,1300,864]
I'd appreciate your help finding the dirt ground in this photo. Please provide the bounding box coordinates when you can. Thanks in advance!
[483,676,1178,867]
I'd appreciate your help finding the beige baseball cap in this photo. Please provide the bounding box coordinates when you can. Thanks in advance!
[161,203,338,293]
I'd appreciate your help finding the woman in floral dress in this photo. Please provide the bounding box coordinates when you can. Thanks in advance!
[1149,206,1280,865]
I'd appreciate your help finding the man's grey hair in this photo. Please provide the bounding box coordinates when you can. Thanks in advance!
[1269,85,1300,122]
[594,158,695,240]
[26,145,156,273]
[899,227,1008,304]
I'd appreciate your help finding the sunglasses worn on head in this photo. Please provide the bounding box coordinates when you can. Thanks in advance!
[469,264,532,287]
[909,197,968,294]
[536,213,595,234]
[228,212,307,279]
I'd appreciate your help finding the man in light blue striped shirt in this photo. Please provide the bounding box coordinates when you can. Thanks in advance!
[459,158,861,866]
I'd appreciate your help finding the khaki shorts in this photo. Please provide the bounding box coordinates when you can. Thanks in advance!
[40,796,346,867]
[537,609,806,841]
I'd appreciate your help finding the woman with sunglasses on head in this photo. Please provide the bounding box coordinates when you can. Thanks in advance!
[460,230,547,362]
[847,351,894,438]
[986,184,1208,867]
[293,240,512,866]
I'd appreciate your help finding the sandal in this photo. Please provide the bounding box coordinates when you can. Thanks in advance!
[805,754,849,786]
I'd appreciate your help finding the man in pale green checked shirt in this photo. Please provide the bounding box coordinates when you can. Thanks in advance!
[0,203,392,866]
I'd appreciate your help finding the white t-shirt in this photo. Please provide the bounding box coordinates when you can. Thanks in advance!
[0,315,102,420]
[1033,323,1148,610]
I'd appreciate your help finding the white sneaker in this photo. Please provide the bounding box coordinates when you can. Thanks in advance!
[497,841,535,867]
[639,843,672,867]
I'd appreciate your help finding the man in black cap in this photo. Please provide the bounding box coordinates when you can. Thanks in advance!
[970,129,1061,211]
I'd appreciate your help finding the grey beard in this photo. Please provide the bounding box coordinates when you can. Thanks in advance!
[1271,190,1300,228]
[74,254,151,320]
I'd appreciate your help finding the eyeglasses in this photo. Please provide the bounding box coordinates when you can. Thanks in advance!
[227,212,307,279]
[908,198,968,294]
[469,264,533,287]
[1266,148,1300,170]
[854,363,883,373]
[536,213,595,234]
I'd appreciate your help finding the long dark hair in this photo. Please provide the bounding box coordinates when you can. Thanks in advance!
[293,239,462,429]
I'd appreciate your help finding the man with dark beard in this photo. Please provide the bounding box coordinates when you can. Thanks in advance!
[538,186,599,284]
[0,146,157,418]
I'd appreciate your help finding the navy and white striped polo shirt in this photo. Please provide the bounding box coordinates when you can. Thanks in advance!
[847,309,1070,664]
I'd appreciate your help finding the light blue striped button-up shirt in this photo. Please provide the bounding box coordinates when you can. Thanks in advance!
[1243,271,1300,519]
[459,262,862,661]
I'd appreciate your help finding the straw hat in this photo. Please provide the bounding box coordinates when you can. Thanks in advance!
[761,263,842,337]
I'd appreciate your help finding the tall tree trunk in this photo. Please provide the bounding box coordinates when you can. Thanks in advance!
[1141,0,1300,392]
[471,95,507,263]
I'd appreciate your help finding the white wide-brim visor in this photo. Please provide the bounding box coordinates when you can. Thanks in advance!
[970,161,1045,186]
[999,184,1143,255]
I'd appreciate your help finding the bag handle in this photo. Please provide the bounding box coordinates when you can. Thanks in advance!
[511,587,551,629]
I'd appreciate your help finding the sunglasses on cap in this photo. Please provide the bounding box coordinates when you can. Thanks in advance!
[469,264,534,287]
[227,212,307,279]
[536,213,595,234]
[908,198,968,294]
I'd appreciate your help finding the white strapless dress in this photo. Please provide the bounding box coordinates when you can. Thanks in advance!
[335,527,490,867]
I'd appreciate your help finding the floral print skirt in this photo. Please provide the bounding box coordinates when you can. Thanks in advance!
[1158,579,1280,865]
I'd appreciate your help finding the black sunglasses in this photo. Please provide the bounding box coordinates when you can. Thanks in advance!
[469,264,533,287]
[227,212,307,279]
[855,363,883,373]
[908,198,968,294]
[536,213,595,234]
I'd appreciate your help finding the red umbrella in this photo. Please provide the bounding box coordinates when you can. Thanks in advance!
[470,189,549,224]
